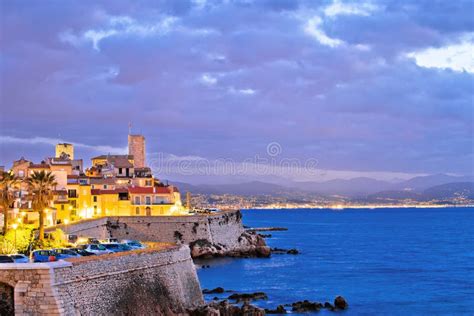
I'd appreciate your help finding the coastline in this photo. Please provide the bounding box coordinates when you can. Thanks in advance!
[244,204,474,210]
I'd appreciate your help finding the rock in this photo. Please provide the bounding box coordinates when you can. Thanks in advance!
[271,248,299,255]
[188,305,220,316]
[291,300,322,312]
[265,305,287,314]
[191,300,265,316]
[258,233,272,238]
[324,302,335,310]
[202,287,225,294]
[247,227,288,232]
[334,296,348,310]
[189,232,271,259]
[241,301,266,316]
[228,292,268,302]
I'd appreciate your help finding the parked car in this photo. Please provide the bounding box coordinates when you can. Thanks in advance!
[80,244,112,255]
[76,237,100,245]
[101,238,119,243]
[0,255,14,263]
[102,243,133,253]
[67,234,78,244]
[54,248,82,259]
[9,254,29,263]
[69,248,96,256]
[31,250,57,262]
[121,240,146,249]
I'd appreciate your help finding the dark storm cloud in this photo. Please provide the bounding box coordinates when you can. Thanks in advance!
[0,0,473,180]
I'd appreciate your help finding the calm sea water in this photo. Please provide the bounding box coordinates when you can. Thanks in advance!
[197,208,474,315]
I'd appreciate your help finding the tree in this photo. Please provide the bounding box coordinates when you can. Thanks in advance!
[27,171,57,244]
[0,171,18,235]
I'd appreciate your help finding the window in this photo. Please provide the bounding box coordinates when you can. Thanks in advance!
[104,184,108,189]
[61,205,64,210]
[145,196,151,205]
[135,196,140,205]
[145,180,152,186]
[119,167,123,174]
[135,207,140,215]
[93,196,97,202]
[18,170,24,177]
[68,190,77,198]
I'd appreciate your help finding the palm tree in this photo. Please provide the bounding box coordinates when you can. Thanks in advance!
[27,171,57,244]
[0,171,18,235]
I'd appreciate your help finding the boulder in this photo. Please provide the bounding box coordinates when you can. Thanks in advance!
[228,292,268,302]
[324,302,335,310]
[265,305,287,314]
[334,296,348,310]
[291,300,322,312]
[202,287,225,294]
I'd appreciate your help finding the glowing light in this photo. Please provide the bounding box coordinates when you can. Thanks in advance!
[11,223,18,230]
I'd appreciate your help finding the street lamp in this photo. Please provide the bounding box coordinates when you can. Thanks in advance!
[64,219,69,234]
[11,223,18,250]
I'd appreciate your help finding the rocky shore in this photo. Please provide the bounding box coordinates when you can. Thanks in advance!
[190,231,271,258]
[192,290,349,315]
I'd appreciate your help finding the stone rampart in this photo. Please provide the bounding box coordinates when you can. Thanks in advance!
[0,245,203,315]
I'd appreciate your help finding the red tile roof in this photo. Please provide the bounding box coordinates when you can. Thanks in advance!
[91,188,129,195]
[128,186,172,194]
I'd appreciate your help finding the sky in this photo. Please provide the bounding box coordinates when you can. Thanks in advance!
[0,0,473,184]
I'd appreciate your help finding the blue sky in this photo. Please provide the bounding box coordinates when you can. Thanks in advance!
[0,0,473,183]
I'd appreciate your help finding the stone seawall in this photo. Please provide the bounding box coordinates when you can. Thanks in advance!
[53,210,270,258]
[0,245,203,315]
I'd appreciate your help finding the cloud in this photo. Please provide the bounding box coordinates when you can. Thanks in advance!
[303,0,379,48]
[0,136,127,155]
[60,14,178,51]
[304,16,344,48]
[406,33,474,73]
[228,87,257,95]
[199,73,218,86]
[324,0,379,17]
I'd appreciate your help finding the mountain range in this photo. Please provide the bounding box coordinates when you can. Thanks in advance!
[169,174,474,201]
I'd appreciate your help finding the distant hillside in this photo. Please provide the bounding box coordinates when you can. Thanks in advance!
[168,175,474,200]
[366,190,423,202]
[397,174,474,191]
[423,182,474,200]
[294,177,392,197]
[169,180,292,196]
[362,182,474,203]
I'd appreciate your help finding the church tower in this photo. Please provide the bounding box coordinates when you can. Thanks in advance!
[128,134,146,168]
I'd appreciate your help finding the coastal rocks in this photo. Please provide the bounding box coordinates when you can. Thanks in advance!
[190,232,271,259]
[232,231,271,258]
[228,292,268,303]
[265,305,287,314]
[203,287,225,294]
[189,300,265,316]
[190,239,222,258]
[247,227,288,232]
[284,297,348,313]
[270,248,299,255]
[334,296,348,310]
[291,300,323,312]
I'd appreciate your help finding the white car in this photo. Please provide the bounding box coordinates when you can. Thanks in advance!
[121,240,146,249]
[80,244,113,255]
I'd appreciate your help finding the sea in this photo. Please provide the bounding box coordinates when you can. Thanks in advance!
[196,208,474,315]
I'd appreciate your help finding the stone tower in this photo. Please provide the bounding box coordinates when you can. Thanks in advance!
[128,134,146,168]
[56,143,74,160]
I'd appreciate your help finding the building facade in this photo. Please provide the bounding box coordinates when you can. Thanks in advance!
[4,134,185,229]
